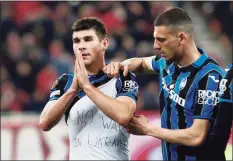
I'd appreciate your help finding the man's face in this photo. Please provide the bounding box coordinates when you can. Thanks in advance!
[153,26,181,62]
[72,29,103,66]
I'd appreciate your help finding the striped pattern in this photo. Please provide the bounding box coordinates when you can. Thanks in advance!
[152,48,225,160]
[207,63,233,160]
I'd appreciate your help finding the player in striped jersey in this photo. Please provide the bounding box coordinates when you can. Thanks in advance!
[103,8,225,160]
[207,63,233,160]
[39,17,138,160]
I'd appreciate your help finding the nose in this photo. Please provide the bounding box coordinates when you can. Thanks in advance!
[78,40,86,52]
[154,41,161,50]
[79,47,85,52]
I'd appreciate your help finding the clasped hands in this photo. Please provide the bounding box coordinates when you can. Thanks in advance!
[70,56,153,136]
[69,54,91,92]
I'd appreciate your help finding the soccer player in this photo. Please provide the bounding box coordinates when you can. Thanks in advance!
[207,63,233,160]
[103,8,225,160]
[39,17,139,160]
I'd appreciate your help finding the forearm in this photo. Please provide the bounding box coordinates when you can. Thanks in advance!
[83,84,133,125]
[40,89,77,130]
[146,125,203,146]
[121,57,153,72]
[121,58,144,72]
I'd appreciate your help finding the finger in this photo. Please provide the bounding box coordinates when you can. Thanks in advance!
[102,66,107,73]
[77,54,87,77]
[78,54,86,70]
[131,117,138,123]
[76,54,82,69]
[113,63,120,77]
[74,60,77,77]
[74,59,80,77]
[123,65,129,77]
[131,116,142,124]
[75,57,81,74]
[126,123,139,135]
[106,63,112,77]
[111,62,115,77]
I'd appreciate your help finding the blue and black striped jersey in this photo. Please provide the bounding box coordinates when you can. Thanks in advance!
[207,63,233,160]
[151,48,225,160]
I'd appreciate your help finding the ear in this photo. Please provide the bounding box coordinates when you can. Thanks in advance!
[101,38,109,51]
[178,32,187,45]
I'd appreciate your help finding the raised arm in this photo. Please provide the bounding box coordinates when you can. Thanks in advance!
[83,84,136,125]
[39,90,76,131]
[103,56,156,77]
[39,63,81,131]
[75,54,138,125]
[121,56,155,72]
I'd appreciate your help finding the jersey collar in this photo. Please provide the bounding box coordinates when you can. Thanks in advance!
[174,48,208,72]
[192,48,208,68]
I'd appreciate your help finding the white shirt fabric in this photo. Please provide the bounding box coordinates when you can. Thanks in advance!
[49,71,138,160]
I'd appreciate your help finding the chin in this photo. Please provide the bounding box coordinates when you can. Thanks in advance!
[83,60,92,66]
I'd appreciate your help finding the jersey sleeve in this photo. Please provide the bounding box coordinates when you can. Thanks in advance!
[151,55,167,73]
[219,64,233,103]
[193,71,223,121]
[49,73,70,101]
[115,71,139,102]
[211,64,233,137]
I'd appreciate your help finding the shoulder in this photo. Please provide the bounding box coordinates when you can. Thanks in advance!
[116,71,137,86]
[199,58,225,77]
[51,73,74,90]
[115,71,139,101]
[115,71,138,92]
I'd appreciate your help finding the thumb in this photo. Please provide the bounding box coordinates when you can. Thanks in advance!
[123,65,129,77]
[102,65,107,72]
[74,62,77,77]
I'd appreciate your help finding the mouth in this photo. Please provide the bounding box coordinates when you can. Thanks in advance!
[82,53,89,56]
[154,49,165,57]
[81,53,90,58]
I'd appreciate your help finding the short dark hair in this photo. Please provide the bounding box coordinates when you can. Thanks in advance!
[72,17,107,41]
[154,8,193,34]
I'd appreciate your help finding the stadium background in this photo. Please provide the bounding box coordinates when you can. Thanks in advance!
[1,1,232,160]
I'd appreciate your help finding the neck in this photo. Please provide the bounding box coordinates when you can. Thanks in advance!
[86,59,105,75]
[176,41,201,67]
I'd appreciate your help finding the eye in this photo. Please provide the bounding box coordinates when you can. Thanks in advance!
[84,37,93,42]
[73,38,80,43]
[156,37,166,43]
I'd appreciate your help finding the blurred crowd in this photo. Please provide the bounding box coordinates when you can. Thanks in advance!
[0,1,231,113]
[193,1,233,56]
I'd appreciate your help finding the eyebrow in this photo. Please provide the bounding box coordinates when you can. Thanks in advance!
[73,35,94,41]
[155,36,166,40]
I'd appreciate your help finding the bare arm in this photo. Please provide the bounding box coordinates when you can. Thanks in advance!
[83,84,136,125]
[39,89,77,131]
[146,119,210,146]
[104,56,156,77]
[127,116,211,147]
[121,56,155,72]
[40,59,80,131]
